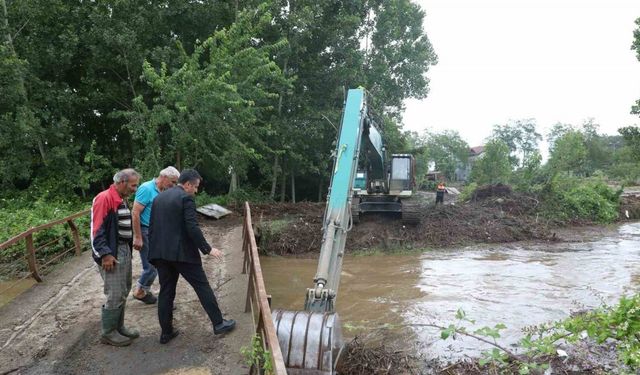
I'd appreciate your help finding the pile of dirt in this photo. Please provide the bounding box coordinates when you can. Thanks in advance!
[254,193,555,256]
[619,193,640,220]
[469,183,512,201]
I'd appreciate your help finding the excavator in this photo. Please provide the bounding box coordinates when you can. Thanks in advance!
[272,88,418,374]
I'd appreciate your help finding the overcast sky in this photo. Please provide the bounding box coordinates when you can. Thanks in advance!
[403,0,640,148]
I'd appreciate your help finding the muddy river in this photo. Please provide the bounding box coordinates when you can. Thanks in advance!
[261,222,640,359]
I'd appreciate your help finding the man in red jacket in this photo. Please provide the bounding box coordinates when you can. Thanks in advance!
[91,168,140,346]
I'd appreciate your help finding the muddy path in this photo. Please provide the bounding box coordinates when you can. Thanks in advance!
[0,222,252,375]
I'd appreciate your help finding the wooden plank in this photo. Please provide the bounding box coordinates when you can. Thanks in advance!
[196,204,232,219]
[67,219,83,256]
[244,202,287,375]
[25,234,42,282]
[243,202,288,375]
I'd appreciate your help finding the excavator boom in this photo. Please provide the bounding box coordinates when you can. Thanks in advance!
[273,88,405,375]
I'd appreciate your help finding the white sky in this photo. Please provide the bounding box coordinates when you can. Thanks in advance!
[403,0,640,148]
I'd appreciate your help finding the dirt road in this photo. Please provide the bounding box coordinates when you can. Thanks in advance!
[0,223,252,375]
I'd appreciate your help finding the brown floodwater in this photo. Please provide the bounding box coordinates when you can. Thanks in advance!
[261,222,640,359]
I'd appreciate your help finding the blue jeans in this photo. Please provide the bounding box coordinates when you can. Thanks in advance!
[136,226,157,292]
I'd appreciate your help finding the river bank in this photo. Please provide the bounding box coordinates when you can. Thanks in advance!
[249,188,640,257]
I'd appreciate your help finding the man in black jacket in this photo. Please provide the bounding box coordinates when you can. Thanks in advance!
[148,169,235,344]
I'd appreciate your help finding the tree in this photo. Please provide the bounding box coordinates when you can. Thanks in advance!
[491,119,541,168]
[261,0,437,200]
[421,130,469,181]
[470,139,511,185]
[619,126,640,160]
[546,122,574,154]
[548,131,588,175]
[125,5,292,189]
[632,17,640,115]
[581,119,611,175]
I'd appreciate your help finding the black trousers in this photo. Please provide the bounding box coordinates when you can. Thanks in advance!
[436,191,445,204]
[155,260,223,334]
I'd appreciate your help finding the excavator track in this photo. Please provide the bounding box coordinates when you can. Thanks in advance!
[401,202,420,225]
[351,197,360,225]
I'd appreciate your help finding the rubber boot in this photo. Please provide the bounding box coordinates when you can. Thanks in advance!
[118,303,140,339]
[101,306,132,347]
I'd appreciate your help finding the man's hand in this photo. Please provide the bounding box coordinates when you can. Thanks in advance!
[133,235,143,251]
[208,248,223,261]
[102,255,117,272]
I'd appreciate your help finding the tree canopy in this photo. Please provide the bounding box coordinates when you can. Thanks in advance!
[0,0,437,200]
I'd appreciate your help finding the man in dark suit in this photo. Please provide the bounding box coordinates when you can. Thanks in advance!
[148,169,235,344]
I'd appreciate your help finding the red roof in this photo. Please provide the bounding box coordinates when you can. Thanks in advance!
[470,145,485,155]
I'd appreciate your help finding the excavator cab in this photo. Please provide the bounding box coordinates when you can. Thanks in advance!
[389,154,415,195]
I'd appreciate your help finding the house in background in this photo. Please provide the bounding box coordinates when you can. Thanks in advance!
[455,145,485,181]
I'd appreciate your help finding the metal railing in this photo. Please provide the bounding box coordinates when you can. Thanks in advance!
[0,209,90,295]
[242,202,287,375]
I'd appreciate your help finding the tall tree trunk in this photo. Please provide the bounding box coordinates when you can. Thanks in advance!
[37,139,47,165]
[2,0,46,165]
[270,57,288,201]
[279,161,287,202]
[270,154,279,200]
[290,171,296,203]
[229,167,238,194]
[1,0,13,47]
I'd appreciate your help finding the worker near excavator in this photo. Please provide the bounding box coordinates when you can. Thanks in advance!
[148,169,236,344]
[91,168,141,347]
[436,180,446,205]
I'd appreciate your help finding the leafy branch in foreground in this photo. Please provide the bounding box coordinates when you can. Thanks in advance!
[344,294,640,374]
[435,295,640,373]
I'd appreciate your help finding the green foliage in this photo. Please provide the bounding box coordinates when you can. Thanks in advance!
[0,195,90,271]
[511,150,543,193]
[2,0,437,203]
[419,130,469,181]
[470,139,511,185]
[240,334,274,374]
[441,295,640,373]
[492,119,541,168]
[541,174,620,223]
[608,145,640,185]
[619,126,640,161]
[548,130,588,175]
[633,17,640,115]
[126,4,293,184]
[459,182,478,202]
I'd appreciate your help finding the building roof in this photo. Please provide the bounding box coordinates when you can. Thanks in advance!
[469,145,485,156]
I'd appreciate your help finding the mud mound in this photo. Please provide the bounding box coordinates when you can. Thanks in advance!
[471,183,512,201]
[255,198,554,256]
[620,194,640,220]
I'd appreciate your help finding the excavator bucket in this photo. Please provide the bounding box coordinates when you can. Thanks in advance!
[272,309,344,374]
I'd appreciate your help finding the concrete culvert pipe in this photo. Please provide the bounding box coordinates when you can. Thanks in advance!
[272,310,344,375]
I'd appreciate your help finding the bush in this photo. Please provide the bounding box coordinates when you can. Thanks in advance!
[0,195,90,277]
[458,182,478,202]
[540,174,620,224]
